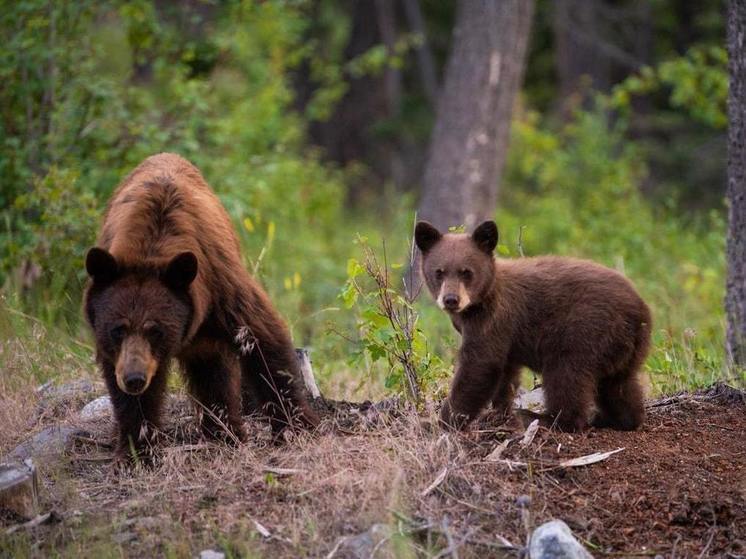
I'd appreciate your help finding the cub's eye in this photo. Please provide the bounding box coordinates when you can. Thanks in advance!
[435,269,445,280]
[458,269,473,281]
[110,325,127,343]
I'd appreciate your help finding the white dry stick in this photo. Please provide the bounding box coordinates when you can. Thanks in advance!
[558,447,625,468]
[421,467,448,497]
[496,534,515,547]
[253,519,271,538]
[296,349,322,399]
[519,419,540,448]
[485,438,513,461]
[491,459,529,470]
[262,467,304,477]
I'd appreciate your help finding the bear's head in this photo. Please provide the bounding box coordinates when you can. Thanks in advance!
[415,220,498,314]
[84,248,197,395]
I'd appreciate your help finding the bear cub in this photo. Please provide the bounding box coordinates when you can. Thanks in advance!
[415,220,651,432]
[84,153,318,461]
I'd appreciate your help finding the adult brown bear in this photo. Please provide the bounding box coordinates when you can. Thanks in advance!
[415,220,651,432]
[84,153,317,460]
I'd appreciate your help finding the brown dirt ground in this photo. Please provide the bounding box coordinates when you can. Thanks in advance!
[1,384,745,558]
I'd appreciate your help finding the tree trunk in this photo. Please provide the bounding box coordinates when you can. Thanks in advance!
[727,0,746,369]
[417,0,535,233]
[553,0,611,113]
[403,0,439,107]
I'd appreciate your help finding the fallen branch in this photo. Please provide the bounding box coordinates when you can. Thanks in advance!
[421,467,448,496]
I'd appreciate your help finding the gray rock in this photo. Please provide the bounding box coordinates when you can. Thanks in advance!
[199,551,226,559]
[0,459,39,519]
[37,379,95,399]
[514,387,545,411]
[80,396,111,420]
[8,425,83,462]
[529,520,593,559]
[335,524,391,558]
[36,379,100,419]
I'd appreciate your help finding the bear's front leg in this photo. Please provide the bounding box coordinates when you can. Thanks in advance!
[180,344,247,444]
[440,359,503,430]
[102,361,168,463]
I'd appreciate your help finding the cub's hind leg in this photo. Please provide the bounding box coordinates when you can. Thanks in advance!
[541,364,596,432]
[593,322,648,431]
[593,370,645,431]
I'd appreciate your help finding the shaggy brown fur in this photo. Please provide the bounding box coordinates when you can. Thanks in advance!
[84,153,317,459]
[415,220,651,432]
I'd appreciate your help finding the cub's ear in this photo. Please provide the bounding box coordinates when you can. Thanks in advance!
[86,248,119,284]
[163,252,198,290]
[472,221,498,254]
[415,221,443,254]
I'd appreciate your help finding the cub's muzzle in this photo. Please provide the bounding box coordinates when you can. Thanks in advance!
[436,281,472,313]
[442,293,460,311]
[115,335,157,395]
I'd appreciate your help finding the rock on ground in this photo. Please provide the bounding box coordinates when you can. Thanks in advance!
[333,524,392,558]
[529,519,594,559]
[80,396,112,420]
[8,425,83,463]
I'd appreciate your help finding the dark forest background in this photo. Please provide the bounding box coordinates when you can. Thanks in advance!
[0,0,738,397]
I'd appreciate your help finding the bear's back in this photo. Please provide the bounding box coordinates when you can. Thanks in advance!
[99,153,241,269]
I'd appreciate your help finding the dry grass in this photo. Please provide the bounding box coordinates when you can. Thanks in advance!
[1,381,533,558]
[3,382,746,557]
[2,311,744,558]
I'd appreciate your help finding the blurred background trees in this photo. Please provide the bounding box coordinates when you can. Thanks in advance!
[0,0,739,394]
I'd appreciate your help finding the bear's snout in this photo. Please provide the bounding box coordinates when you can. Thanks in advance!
[442,293,460,311]
[115,335,157,395]
[436,280,471,313]
[123,372,147,394]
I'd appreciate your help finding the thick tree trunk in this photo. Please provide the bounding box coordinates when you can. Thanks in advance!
[417,0,535,233]
[727,0,746,369]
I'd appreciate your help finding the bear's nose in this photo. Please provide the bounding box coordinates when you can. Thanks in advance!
[443,294,460,310]
[123,372,147,394]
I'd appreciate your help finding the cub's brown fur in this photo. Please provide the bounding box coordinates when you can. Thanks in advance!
[415,220,651,432]
[84,153,317,459]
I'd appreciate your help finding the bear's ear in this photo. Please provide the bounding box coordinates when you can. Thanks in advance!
[163,252,198,290]
[86,247,119,284]
[472,221,498,254]
[415,221,443,254]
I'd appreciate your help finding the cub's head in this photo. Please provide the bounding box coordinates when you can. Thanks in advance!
[415,220,498,314]
[84,248,197,395]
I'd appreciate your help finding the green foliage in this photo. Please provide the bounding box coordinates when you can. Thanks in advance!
[6,168,99,324]
[0,0,350,334]
[339,237,450,403]
[611,45,728,129]
[0,0,733,400]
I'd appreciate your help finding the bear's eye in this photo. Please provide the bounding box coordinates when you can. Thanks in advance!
[110,325,127,344]
[435,269,445,280]
[144,321,164,341]
[458,269,473,281]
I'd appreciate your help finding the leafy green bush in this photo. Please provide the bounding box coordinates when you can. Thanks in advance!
[339,237,450,403]
[0,0,351,336]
